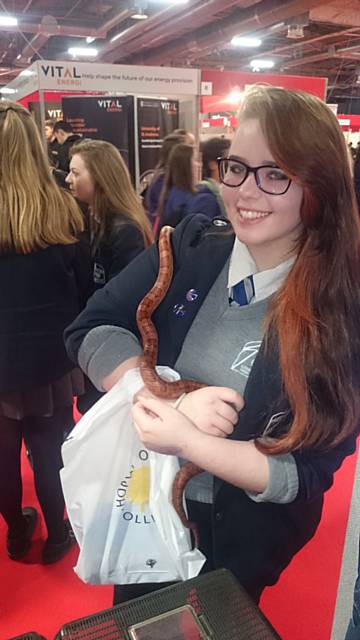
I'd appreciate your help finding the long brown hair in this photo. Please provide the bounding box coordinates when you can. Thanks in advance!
[154,132,186,173]
[238,87,360,454]
[0,101,83,253]
[157,143,195,220]
[69,139,152,251]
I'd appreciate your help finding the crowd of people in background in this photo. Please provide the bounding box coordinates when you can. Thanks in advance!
[44,117,232,229]
[1,96,360,640]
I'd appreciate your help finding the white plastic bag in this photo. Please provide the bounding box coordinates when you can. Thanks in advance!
[60,367,205,585]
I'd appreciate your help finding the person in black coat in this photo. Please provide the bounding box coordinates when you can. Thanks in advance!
[0,101,92,564]
[44,119,61,167]
[65,138,153,410]
[53,121,82,173]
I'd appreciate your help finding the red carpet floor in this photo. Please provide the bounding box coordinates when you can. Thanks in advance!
[0,443,358,639]
[0,448,112,640]
[260,443,358,639]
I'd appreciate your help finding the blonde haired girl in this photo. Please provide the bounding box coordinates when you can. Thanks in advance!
[0,101,91,564]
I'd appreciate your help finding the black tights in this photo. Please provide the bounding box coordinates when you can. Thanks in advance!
[0,407,73,542]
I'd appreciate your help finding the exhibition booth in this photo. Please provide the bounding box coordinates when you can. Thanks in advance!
[199,68,360,144]
[199,68,328,140]
[4,60,358,179]
[337,113,360,147]
[3,59,200,186]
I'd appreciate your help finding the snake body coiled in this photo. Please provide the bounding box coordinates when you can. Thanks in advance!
[136,226,203,547]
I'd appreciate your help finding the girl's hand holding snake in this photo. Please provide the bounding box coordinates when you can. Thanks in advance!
[132,396,198,456]
[177,386,243,437]
[133,395,269,494]
[133,384,157,403]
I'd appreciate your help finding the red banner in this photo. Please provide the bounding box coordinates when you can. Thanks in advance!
[201,68,327,113]
[337,114,360,131]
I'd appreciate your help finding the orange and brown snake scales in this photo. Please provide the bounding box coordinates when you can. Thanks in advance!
[136,225,203,548]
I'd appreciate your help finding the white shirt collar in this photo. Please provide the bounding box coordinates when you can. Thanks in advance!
[228,238,294,303]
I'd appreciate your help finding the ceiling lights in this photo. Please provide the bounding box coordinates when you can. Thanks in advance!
[287,25,304,39]
[231,36,262,48]
[131,8,148,19]
[0,87,16,94]
[250,59,275,71]
[0,15,18,26]
[226,88,243,105]
[110,27,133,43]
[286,13,308,40]
[68,47,98,58]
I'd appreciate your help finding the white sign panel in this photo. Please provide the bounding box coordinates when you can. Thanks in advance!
[201,80,213,96]
[36,60,199,96]
[4,62,39,101]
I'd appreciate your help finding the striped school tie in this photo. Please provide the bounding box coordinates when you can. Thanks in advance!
[230,275,255,306]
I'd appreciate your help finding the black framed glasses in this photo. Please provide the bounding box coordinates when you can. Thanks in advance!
[217,157,292,195]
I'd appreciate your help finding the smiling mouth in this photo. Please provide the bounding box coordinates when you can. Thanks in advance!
[238,209,272,220]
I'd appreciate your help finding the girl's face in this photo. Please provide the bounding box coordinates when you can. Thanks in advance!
[66,153,95,205]
[44,125,54,141]
[222,118,304,269]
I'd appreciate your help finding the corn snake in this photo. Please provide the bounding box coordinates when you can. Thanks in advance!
[136,225,204,548]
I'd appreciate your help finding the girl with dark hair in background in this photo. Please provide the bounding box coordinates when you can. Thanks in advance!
[196,136,231,218]
[173,128,196,146]
[201,136,231,181]
[156,142,227,232]
[156,143,198,230]
[65,86,360,605]
[145,132,187,225]
[0,101,91,564]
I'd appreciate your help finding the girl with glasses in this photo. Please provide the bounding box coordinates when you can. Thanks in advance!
[65,86,360,606]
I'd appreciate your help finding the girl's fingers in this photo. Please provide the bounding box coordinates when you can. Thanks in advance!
[212,414,235,435]
[136,395,168,417]
[206,426,227,438]
[211,387,244,411]
[215,401,239,425]
[132,401,159,425]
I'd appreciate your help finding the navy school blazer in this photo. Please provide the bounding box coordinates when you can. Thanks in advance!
[65,214,358,598]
